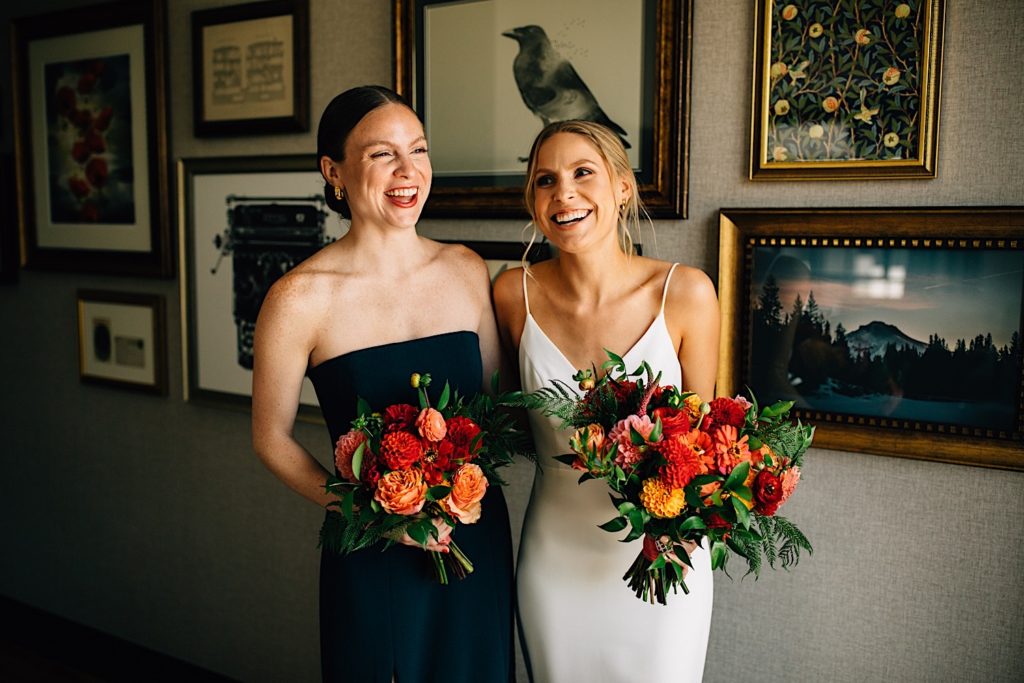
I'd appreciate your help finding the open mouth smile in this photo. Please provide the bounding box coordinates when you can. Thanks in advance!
[551,208,592,226]
[384,187,418,207]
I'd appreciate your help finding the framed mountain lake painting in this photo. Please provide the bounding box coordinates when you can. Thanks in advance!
[393,0,692,217]
[718,208,1024,471]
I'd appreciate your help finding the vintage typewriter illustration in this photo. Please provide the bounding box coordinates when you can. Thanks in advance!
[212,195,330,369]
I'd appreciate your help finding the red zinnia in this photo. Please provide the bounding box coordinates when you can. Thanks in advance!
[382,403,419,432]
[422,438,455,485]
[753,469,784,515]
[379,431,422,470]
[707,397,747,431]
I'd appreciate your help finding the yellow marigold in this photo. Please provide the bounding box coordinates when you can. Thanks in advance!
[683,394,704,422]
[639,477,687,519]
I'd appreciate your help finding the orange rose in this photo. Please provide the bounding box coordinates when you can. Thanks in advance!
[571,424,605,454]
[374,469,427,515]
[443,463,488,524]
[416,407,447,442]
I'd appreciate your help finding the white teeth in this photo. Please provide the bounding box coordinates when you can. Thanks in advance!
[554,209,590,224]
[385,188,417,197]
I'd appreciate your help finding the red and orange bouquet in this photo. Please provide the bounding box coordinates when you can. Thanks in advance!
[519,351,814,604]
[320,372,528,584]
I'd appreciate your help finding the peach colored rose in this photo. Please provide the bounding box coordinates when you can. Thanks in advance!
[883,66,901,85]
[416,407,447,442]
[443,463,488,524]
[781,4,798,20]
[334,429,367,482]
[822,96,840,113]
[571,423,605,454]
[779,466,802,508]
[855,28,871,45]
[608,414,657,470]
[374,469,427,515]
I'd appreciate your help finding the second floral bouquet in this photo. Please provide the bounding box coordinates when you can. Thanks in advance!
[320,372,529,584]
[518,351,815,604]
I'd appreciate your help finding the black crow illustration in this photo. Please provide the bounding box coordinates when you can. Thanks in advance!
[502,24,631,149]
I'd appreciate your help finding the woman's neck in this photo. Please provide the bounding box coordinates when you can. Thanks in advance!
[552,241,634,307]
[338,219,428,274]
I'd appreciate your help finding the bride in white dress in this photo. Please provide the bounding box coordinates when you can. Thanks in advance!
[494,121,720,682]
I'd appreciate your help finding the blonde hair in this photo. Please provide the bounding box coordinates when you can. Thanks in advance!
[522,120,645,262]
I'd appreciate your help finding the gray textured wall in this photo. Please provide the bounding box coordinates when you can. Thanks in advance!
[1,1,1022,682]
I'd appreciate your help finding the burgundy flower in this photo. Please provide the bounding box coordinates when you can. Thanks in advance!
[382,403,419,433]
[445,416,482,459]
[753,470,784,515]
[71,140,91,164]
[85,157,108,189]
[94,106,114,132]
[68,176,91,199]
[86,129,106,154]
[55,86,76,117]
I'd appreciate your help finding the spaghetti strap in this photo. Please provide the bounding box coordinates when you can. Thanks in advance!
[660,263,679,315]
[522,268,532,317]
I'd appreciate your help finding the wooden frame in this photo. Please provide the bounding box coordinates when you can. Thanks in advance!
[178,154,334,419]
[11,0,172,276]
[77,289,168,394]
[394,0,692,218]
[718,207,1024,471]
[749,0,945,180]
[191,0,310,136]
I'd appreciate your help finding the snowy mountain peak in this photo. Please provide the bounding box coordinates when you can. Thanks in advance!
[845,321,927,359]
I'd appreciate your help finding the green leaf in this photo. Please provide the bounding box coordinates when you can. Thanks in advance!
[599,516,628,532]
[356,397,371,417]
[426,485,451,501]
[617,501,637,516]
[649,416,663,443]
[351,441,366,481]
[711,540,728,570]
[732,495,751,529]
[406,521,430,546]
[733,485,753,503]
[670,559,684,581]
[649,554,667,571]
[437,381,451,411]
[341,489,355,520]
[725,461,751,491]
[680,515,707,531]
[629,425,646,445]
[370,498,381,513]
[490,369,500,395]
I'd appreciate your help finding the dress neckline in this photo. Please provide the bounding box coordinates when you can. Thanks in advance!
[308,330,479,374]
[523,311,666,374]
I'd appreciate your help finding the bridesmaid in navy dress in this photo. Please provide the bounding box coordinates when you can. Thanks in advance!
[252,86,513,682]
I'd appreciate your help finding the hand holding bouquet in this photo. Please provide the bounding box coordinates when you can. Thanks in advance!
[320,372,529,584]
[519,351,815,604]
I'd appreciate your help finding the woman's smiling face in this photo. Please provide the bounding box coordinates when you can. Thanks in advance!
[530,132,627,254]
[338,103,432,230]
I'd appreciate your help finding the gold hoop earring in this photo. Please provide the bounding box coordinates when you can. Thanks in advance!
[335,186,344,200]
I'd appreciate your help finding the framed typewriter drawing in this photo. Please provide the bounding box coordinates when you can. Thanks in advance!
[178,155,340,419]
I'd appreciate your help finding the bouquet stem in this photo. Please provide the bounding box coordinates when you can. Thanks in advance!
[430,541,474,585]
[623,548,690,606]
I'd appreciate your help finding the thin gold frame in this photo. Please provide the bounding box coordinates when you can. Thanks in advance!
[749,0,945,180]
[718,207,1024,471]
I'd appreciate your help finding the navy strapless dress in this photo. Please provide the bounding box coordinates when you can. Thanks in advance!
[308,331,514,683]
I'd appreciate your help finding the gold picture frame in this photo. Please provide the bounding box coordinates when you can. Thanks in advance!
[718,207,1023,471]
[749,0,945,180]
[394,0,692,218]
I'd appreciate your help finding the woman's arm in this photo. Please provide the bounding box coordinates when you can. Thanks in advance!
[667,267,721,401]
[491,267,527,392]
[251,274,335,508]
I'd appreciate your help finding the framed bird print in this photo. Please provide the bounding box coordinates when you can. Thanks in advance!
[749,0,945,180]
[394,0,692,218]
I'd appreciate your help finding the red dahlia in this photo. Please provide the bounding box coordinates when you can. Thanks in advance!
[657,434,703,489]
[382,403,419,432]
[379,431,422,470]
[445,416,481,453]
[707,397,747,431]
